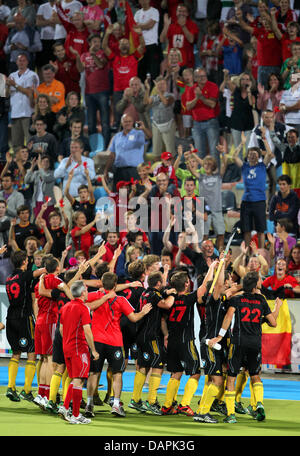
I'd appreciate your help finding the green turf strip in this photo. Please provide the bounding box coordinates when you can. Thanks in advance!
[0,388,299,437]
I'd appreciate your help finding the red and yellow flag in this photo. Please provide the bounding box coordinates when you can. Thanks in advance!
[262,299,292,366]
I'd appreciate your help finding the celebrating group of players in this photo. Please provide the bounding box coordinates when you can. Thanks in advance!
[4,244,283,425]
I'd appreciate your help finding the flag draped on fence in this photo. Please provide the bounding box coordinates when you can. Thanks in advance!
[262,299,292,366]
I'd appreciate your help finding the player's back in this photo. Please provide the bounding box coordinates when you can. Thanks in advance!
[6,269,33,318]
[167,291,197,342]
[136,288,163,343]
[60,298,90,356]
[35,274,62,325]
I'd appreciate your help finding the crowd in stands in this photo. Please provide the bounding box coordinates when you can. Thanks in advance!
[0,0,300,425]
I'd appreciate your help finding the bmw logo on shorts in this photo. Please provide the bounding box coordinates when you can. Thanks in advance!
[114,350,122,360]
[19,338,28,348]
[143,352,150,360]
[132,343,138,352]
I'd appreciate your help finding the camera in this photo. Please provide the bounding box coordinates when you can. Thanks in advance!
[135,121,141,128]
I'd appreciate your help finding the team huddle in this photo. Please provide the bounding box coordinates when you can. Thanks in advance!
[4,246,282,425]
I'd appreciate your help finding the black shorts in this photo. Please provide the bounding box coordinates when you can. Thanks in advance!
[90,342,126,374]
[52,328,65,365]
[200,341,227,376]
[6,315,35,353]
[240,200,266,233]
[167,339,200,376]
[227,343,262,377]
[137,337,166,369]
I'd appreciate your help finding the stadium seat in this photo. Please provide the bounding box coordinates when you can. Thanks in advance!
[222,190,238,213]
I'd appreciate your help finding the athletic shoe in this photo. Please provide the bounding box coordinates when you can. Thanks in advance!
[33,394,44,407]
[142,400,162,415]
[69,413,91,425]
[93,395,103,406]
[255,402,266,422]
[103,393,110,405]
[177,404,195,416]
[108,396,124,408]
[56,393,61,405]
[235,401,247,414]
[211,399,227,416]
[45,400,58,414]
[245,405,257,419]
[6,387,20,402]
[161,405,178,415]
[128,399,146,413]
[111,404,126,417]
[39,397,49,410]
[223,414,237,424]
[58,405,71,421]
[193,413,218,423]
[84,404,95,418]
[19,390,34,402]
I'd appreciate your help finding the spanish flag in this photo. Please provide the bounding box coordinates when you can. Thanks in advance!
[262,299,292,366]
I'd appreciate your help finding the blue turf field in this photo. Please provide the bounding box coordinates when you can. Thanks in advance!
[0,367,299,401]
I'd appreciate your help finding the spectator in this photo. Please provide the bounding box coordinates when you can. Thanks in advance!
[4,12,42,73]
[1,147,32,206]
[225,0,253,44]
[70,211,101,259]
[6,0,36,28]
[56,6,89,62]
[29,93,56,136]
[248,111,286,205]
[0,173,24,219]
[232,240,270,279]
[35,0,57,71]
[269,174,300,235]
[178,233,217,276]
[36,63,65,113]
[280,40,300,90]
[103,115,151,190]
[267,218,297,263]
[0,83,9,160]
[199,21,223,84]
[116,77,151,131]
[233,144,274,248]
[27,116,58,161]
[72,33,111,148]
[10,204,41,251]
[160,3,199,69]
[274,0,298,31]
[236,7,282,87]
[5,52,39,152]
[279,70,300,135]
[288,243,300,280]
[64,165,96,224]
[24,153,56,220]
[50,41,80,96]
[277,20,300,64]
[225,71,256,151]
[0,11,8,75]
[80,0,104,34]
[53,0,82,42]
[186,68,220,166]
[58,118,91,162]
[54,138,96,197]
[53,91,86,142]
[257,73,284,122]
[134,0,160,82]
[144,75,176,158]
[262,257,300,298]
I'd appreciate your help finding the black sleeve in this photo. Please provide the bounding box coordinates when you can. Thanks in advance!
[51,288,61,300]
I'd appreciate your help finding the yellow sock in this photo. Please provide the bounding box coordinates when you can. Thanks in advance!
[181,377,199,406]
[61,369,68,396]
[216,374,226,402]
[197,383,220,414]
[36,359,42,385]
[106,368,114,397]
[198,376,209,407]
[235,370,249,403]
[148,374,161,405]
[132,371,146,403]
[8,358,19,390]
[164,378,180,408]
[249,380,256,409]
[225,390,236,416]
[252,382,264,405]
[24,360,36,394]
[49,371,63,402]
[63,375,72,401]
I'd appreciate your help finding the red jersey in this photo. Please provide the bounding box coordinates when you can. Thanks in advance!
[80,50,110,93]
[71,225,96,258]
[56,3,89,59]
[101,241,120,264]
[60,298,91,356]
[54,57,80,95]
[108,51,140,91]
[253,26,282,67]
[188,81,220,121]
[281,35,300,62]
[35,274,62,325]
[262,274,298,298]
[87,290,134,346]
[167,19,198,68]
